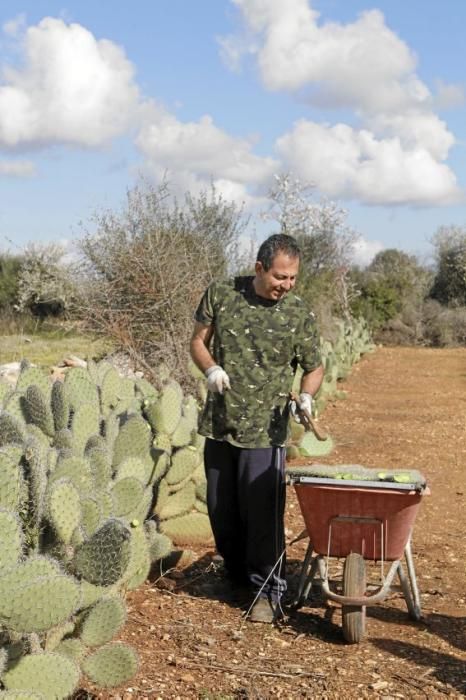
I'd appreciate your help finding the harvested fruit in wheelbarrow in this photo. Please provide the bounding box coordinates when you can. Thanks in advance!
[286,463,426,489]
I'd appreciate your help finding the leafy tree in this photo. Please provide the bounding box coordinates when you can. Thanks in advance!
[262,173,359,321]
[430,225,466,305]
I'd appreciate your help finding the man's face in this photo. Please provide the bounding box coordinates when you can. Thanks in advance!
[254,252,300,301]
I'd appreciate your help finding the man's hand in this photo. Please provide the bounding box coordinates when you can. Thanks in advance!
[205,365,231,394]
[290,392,312,423]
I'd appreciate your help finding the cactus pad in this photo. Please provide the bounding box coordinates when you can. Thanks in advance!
[111,477,144,517]
[157,481,196,521]
[0,413,26,446]
[2,652,80,699]
[80,596,126,647]
[166,446,200,485]
[72,519,131,586]
[0,509,23,569]
[47,479,82,544]
[82,642,138,688]
[160,512,213,546]
[112,415,151,467]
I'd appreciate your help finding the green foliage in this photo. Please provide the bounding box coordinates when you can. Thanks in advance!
[430,225,466,305]
[0,253,22,310]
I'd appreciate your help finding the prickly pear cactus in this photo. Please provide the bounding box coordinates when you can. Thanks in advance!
[0,358,216,697]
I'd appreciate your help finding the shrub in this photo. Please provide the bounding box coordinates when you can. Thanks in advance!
[76,181,249,389]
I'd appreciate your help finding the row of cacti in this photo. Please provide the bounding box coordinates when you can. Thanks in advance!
[0,359,212,698]
[287,317,375,459]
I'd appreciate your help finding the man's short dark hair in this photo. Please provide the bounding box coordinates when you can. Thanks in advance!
[256,234,301,271]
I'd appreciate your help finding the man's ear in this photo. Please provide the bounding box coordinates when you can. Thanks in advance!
[255,261,263,275]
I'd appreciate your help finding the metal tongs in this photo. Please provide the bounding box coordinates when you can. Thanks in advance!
[289,391,328,441]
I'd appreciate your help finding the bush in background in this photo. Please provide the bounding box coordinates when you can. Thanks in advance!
[76,181,250,389]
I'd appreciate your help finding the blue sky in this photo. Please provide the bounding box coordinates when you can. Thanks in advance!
[0,0,465,265]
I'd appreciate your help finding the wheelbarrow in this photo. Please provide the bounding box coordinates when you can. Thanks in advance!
[286,464,429,643]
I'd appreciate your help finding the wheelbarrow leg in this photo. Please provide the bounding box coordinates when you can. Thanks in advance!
[398,538,422,621]
[293,540,318,609]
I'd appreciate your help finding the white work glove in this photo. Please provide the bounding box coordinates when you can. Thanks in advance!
[290,392,313,423]
[205,365,231,394]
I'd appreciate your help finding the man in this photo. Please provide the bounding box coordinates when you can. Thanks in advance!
[190,233,324,623]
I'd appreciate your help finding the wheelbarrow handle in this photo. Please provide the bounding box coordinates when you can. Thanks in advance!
[289,391,328,442]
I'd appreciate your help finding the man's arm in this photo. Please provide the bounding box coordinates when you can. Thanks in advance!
[300,363,324,397]
[190,321,216,373]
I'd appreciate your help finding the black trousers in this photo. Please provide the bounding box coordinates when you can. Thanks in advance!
[204,438,287,602]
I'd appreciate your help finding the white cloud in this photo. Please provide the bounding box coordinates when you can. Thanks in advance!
[0,159,36,177]
[223,0,461,207]
[0,17,140,148]
[276,120,461,205]
[2,14,26,37]
[135,104,278,206]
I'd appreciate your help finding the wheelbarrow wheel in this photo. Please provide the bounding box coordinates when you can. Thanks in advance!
[342,553,366,644]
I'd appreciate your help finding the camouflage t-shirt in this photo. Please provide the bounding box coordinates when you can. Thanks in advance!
[195,276,321,448]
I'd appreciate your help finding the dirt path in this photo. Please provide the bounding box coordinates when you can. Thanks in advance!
[87,347,466,700]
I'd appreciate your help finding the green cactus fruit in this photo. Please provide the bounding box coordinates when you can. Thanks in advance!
[166,446,200,485]
[0,572,81,633]
[160,512,213,546]
[51,381,70,433]
[22,385,55,437]
[195,481,207,503]
[99,366,121,414]
[81,496,103,537]
[0,448,24,510]
[16,366,51,398]
[115,456,150,485]
[70,402,101,457]
[0,413,26,446]
[87,447,112,491]
[72,519,131,586]
[0,509,23,569]
[110,477,144,518]
[194,499,208,515]
[112,415,151,467]
[55,638,87,663]
[80,596,126,647]
[2,652,80,699]
[124,526,151,590]
[298,432,334,457]
[144,380,183,435]
[50,456,93,495]
[170,416,194,448]
[82,642,138,688]
[157,480,196,521]
[47,478,81,544]
[152,432,172,454]
[64,367,99,411]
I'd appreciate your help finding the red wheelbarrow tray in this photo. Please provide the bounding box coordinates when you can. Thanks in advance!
[286,464,429,561]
